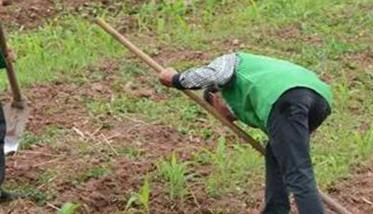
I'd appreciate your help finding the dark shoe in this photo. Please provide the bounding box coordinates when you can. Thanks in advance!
[0,189,19,203]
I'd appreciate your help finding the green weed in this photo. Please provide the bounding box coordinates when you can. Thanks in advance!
[19,127,64,150]
[313,126,373,187]
[206,137,262,197]
[19,132,44,149]
[118,147,143,159]
[37,169,57,185]
[126,176,151,214]
[158,153,188,200]
[58,202,80,214]
[79,166,111,182]
[19,185,49,205]
[352,127,373,162]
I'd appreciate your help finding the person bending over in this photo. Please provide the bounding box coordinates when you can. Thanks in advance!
[159,52,332,214]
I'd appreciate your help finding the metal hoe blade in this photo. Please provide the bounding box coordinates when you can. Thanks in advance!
[3,103,29,154]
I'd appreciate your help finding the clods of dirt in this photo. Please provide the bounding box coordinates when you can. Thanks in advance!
[329,166,373,214]
[25,83,91,135]
[0,0,105,28]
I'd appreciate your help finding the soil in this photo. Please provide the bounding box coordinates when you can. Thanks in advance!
[329,166,373,214]
[1,63,370,214]
[1,77,264,213]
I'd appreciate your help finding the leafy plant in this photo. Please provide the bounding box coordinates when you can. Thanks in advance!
[353,127,373,161]
[159,152,188,200]
[205,137,262,196]
[58,202,80,214]
[126,176,151,214]
[206,137,229,196]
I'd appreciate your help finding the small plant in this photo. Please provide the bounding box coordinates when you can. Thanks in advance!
[159,152,188,200]
[118,147,142,159]
[78,166,111,183]
[126,176,151,214]
[206,137,229,196]
[22,186,49,205]
[353,127,373,161]
[58,202,80,214]
[19,132,43,150]
[37,169,57,185]
[206,137,262,196]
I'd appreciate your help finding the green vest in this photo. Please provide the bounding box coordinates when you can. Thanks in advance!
[0,51,6,69]
[221,53,333,132]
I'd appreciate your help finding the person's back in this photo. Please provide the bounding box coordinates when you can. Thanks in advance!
[221,52,332,131]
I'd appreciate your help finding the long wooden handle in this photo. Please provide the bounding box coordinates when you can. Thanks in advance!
[0,22,24,109]
[94,18,352,214]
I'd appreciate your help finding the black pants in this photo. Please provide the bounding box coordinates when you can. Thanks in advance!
[263,88,331,214]
[0,105,6,187]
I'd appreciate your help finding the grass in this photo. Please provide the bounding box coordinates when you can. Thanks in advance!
[2,0,372,212]
[158,153,188,200]
[205,137,262,197]
[117,146,143,159]
[313,126,373,186]
[19,127,64,149]
[1,16,125,89]
[79,166,111,183]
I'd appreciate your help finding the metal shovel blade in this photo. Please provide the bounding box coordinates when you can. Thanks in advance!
[3,102,29,154]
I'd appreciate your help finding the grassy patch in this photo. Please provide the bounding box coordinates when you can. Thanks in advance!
[205,138,262,197]
[19,127,64,149]
[1,16,125,89]
[117,146,143,159]
[37,169,58,186]
[158,153,188,200]
[58,202,81,214]
[80,166,111,182]
[313,126,373,187]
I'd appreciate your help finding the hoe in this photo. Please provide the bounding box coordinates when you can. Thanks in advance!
[0,22,29,154]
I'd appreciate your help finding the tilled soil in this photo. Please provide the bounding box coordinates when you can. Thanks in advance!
[0,0,111,28]
[1,77,264,213]
[329,166,373,214]
[0,65,370,213]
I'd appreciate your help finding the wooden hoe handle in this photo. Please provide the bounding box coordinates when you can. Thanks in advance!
[94,18,352,214]
[0,22,24,109]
